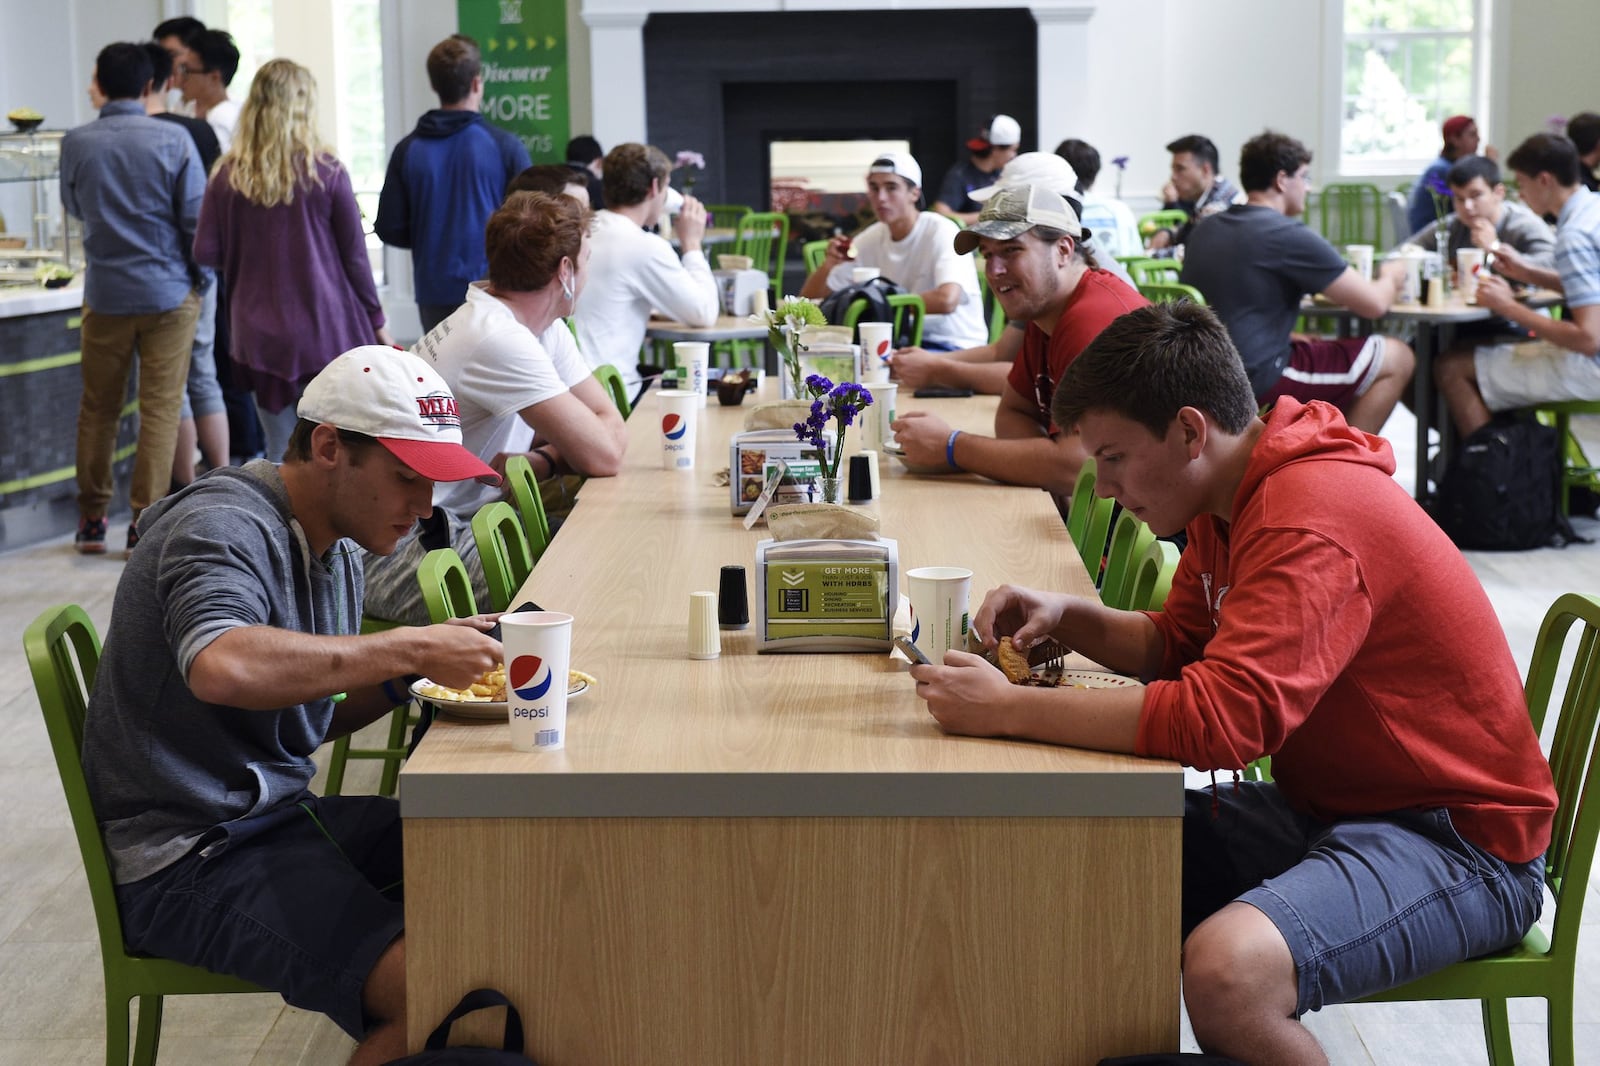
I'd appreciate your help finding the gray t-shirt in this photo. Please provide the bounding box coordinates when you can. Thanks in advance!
[1403,199,1557,271]
[80,462,362,884]
[1181,205,1348,395]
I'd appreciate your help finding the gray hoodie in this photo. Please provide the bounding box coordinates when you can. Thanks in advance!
[81,461,364,884]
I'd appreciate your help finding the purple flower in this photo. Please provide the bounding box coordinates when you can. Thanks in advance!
[1424,171,1451,199]
[675,150,706,169]
[1547,115,1568,135]
[1112,156,1130,169]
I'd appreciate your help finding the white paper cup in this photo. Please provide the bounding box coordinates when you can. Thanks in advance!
[1457,248,1486,303]
[1400,255,1424,303]
[673,341,710,407]
[1344,244,1374,280]
[907,566,972,664]
[857,322,894,375]
[868,381,898,451]
[657,390,698,470]
[851,266,881,284]
[502,612,574,752]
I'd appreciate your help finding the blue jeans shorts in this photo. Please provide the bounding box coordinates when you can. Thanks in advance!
[1183,782,1545,1016]
[116,794,404,1039]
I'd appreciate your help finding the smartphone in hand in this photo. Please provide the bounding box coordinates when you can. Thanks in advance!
[893,635,932,666]
[487,599,543,642]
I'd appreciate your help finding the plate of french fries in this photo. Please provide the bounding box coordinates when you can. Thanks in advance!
[410,665,596,720]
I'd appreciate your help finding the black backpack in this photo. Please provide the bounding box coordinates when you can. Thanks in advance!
[382,988,540,1065]
[819,276,914,348]
[1435,413,1580,550]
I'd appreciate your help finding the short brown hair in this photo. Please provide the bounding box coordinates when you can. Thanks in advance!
[1239,130,1312,193]
[486,191,587,292]
[506,164,589,199]
[284,421,380,464]
[427,35,481,106]
[601,143,671,208]
[1506,133,1583,187]
[1054,302,1257,438]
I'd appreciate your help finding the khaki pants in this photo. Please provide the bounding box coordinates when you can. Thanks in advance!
[76,293,200,517]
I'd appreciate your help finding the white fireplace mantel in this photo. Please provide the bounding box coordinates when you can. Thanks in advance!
[579,1,1097,152]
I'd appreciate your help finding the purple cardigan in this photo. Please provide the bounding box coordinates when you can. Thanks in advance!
[195,155,385,412]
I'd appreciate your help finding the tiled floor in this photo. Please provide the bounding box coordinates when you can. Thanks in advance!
[2,406,1598,1065]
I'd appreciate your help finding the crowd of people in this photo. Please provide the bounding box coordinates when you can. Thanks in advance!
[54,24,1600,1066]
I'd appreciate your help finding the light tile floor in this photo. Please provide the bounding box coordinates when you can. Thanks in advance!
[2,407,1598,1065]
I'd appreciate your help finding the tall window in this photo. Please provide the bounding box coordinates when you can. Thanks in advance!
[1341,0,1480,172]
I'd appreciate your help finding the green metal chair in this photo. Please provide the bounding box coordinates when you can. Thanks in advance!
[1137,281,1207,306]
[1122,257,1182,288]
[1316,182,1384,247]
[1099,509,1157,610]
[802,239,829,275]
[976,258,1005,344]
[418,547,479,623]
[1357,592,1600,1066]
[1531,401,1600,515]
[24,605,269,1066]
[842,292,926,348]
[502,454,552,558]
[323,614,407,797]
[593,363,632,419]
[1064,458,1116,582]
[1137,209,1188,241]
[704,203,752,230]
[734,211,791,304]
[1128,539,1180,611]
[471,501,536,612]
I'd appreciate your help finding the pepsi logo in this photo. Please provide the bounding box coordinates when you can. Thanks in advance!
[875,338,891,358]
[509,654,554,700]
[662,413,687,440]
[909,611,920,644]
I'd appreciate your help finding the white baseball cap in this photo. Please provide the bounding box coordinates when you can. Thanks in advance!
[298,346,500,484]
[970,151,1080,203]
[953,184,1086,255]
[967,114,1022,151]
[868,151,922,190]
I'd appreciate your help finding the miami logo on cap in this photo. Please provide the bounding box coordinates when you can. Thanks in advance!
[509,655,554,700]
[662,413,687,440]
[416,393,462,430]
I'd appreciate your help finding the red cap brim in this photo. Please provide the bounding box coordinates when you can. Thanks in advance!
[378,438,502,485]
[966,137,992,152]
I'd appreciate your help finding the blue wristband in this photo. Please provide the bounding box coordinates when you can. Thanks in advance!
[946,429,963,471]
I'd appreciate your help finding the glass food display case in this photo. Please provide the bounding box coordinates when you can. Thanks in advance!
[0,129,80,287]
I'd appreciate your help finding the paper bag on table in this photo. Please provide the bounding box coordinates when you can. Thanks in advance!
[765,503,880,541]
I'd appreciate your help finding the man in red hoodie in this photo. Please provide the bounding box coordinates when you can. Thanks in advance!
[910,302,1556,1066]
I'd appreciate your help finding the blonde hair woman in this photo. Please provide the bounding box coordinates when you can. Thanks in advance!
[195,58,394,461]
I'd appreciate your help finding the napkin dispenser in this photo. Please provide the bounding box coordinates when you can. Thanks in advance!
[713,268,769,316]
[730,428,833,515]
[755,537,898,652]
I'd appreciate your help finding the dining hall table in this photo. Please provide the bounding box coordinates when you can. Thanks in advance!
[399,385,1184,1063]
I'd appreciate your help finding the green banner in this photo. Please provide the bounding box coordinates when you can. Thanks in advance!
[764,558,890,641]
[456,0,570,163]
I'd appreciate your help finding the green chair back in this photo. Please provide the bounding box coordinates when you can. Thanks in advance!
[1100,510,1157,610]
[593,364,632,419]
[1137,209,1188,240]
[502,454,552,556]
[976,258,1005,344]
[1128,539,1180,611]
[802,239,829,275]
[704,203,753,230]
[1064,458,1116,581]
[471,501,535,612]
[1317,182,1384,247]
[841,293,926,348]
[1137,281,1207,306]
[1122,257,1181,288]
[24,606,266,1066]
[1357,592,1600,1066]
[734,211,791,302]
[418,547,478,623]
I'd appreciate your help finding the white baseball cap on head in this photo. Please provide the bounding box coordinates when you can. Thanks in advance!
[986,114,1022,147]
[297,346,500,484]
[969,151,1080,203]
[867,151,922,190]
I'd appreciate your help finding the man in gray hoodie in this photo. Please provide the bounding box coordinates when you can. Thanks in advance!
[80,346,503,1066]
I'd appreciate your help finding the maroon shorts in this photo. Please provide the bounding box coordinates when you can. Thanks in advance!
[1260,335,1385,409]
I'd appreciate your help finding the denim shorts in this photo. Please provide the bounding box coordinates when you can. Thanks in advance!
[1183,782,1545,1015]
[116,794,404,1039]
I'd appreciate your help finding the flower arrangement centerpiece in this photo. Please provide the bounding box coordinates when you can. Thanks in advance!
[793,374,873,504]
[1112,155,1130,200]
[674,149,705,195]
[756,295,827,397]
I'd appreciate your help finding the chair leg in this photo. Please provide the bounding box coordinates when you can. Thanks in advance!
[1548,988,1575,1066]
[105,989,132,1066]
[130,994,163,1066]
[1480,996,1514,1066]
[377,703,412,798]
[324,735,350,797]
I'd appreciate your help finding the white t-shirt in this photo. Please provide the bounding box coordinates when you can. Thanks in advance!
[825,212,987,350]
[1078,192,1143,262]
[414,282,591,515]
[574,209,720,392]
[205,97,241,154]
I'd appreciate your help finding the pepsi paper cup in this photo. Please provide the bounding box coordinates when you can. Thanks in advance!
[907,566,973,665]
[673,341,710,407]
[658,390,698,470]
[501,612,574,752]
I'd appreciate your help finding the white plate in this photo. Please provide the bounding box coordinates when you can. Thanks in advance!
[1055,670,1141,689]
[410,676,589,721]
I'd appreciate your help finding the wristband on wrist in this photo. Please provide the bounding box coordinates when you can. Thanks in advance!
[946,430,963,471]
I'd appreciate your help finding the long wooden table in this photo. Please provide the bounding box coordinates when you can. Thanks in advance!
[401,388,1183,1063]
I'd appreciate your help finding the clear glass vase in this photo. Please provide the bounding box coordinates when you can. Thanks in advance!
[819,476,844,505]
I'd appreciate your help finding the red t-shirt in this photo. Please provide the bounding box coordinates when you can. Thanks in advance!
[1005,268,1148,433]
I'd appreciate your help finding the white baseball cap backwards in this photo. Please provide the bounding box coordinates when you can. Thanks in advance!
[868,151,922,190]
[967,114,1022,151]
[969,151,1080,203]
[297,346,501,485]
[953,184,1087,255]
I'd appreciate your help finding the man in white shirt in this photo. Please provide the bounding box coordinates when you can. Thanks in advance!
[364,192,628,624]
[799,152,988,352]
[1055,138,1142,260]
[573,143,720,396]
[177,28,241,151]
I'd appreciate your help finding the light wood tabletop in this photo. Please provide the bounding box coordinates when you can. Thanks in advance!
[401,384,1183,1063]
[644,313,770,342]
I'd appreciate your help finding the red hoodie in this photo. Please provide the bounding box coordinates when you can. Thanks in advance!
[1136,399,1556,864]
